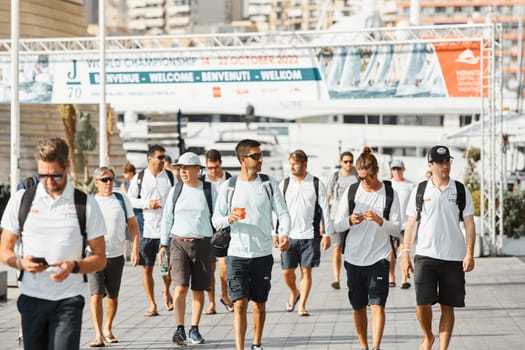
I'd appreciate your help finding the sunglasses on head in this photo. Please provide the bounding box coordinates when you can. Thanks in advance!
[98,177,114,183]
[38,173,65,181]
[242,152,263,161]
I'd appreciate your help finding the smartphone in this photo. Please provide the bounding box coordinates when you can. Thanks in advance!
[32,257,49,265]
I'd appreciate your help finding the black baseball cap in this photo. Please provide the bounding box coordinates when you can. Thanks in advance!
[427,145,454,163]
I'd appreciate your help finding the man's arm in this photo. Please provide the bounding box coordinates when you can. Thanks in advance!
[127,217,140,267]
[400,216,418,279]
[462,214,476,272]
[0,229,49,274]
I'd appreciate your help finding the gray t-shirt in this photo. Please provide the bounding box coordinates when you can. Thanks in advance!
[327,170,358,219]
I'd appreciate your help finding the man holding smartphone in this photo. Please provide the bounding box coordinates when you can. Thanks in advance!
[0,138,107,350]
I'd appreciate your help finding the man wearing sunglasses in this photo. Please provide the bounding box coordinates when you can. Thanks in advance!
[334,147,401,350]
[88,166,140,347]
[0,138,107,350]
[401,146,476,350]
[127,145,174,317]
[212,139,291,350]
[327,151,359,290]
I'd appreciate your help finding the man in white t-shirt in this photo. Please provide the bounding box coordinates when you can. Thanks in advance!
[212,139,291,350]
[401,146,476,350]
[89,166,140,347]
[389,159,414,289]
[201,149,233,315]
[0,138,106,350]
[127,145,174,317]
[334,147,401,350]
[327,151,358,290]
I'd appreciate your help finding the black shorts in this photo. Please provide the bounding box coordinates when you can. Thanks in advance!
[227,255,273,303]
[139,238,160,266]
[344,259,390,310]
[414,255,465,307]
[89,255,125,298]
[170,236,212,291]
[281,238,320,269]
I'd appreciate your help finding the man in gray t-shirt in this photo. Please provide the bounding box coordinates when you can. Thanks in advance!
[327,151,358,290]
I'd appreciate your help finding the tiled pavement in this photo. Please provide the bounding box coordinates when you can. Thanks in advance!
[1,253,524,350]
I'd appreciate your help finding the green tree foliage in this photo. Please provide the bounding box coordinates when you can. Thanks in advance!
[503,190,525,238]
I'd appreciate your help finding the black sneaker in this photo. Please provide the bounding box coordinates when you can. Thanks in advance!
[251,344,263,350]
[172,328,186,346]
[188,328,205,344]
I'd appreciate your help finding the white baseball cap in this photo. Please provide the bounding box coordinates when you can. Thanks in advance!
[174,152,203,167]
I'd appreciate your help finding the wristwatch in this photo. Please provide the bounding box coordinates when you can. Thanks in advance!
[72,260,80,274]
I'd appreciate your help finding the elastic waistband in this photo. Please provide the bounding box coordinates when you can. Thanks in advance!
[172,235,211,242]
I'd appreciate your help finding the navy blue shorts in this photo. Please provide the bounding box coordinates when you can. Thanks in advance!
[139,238,160,266]
[414,255,465,307]
[281,238,320,269]
[227,255,273,303]
[344,259,390,310]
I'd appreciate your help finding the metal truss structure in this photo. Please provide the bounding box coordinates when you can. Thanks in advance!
[1,23,503,252]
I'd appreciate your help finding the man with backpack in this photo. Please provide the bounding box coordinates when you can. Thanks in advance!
[201,149,233,315]
[279,150,333,317]
[400,145,476,350]
[327,151,358,289]
[127,144,174,317]
[88,166,140,347]
[0,137,107,350]
[212,139,291,350]
[334,147,401,350]
[159,152,217,346]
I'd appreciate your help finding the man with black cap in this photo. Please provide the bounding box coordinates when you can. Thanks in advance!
[400,145,476,350]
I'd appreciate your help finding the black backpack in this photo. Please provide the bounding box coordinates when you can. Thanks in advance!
[415,180,466,222]
[341,180,394,254]
[18,186,88,282]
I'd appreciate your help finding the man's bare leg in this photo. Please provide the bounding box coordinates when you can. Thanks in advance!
[298,268,312,313]
[142,266,157,315]
[233,298,248,350]
[439,304,455,350]
[353,307,369,349]
[416,304,435,350]
[252,301,266,346]
[370,304,386,349]
[331,246,342,289]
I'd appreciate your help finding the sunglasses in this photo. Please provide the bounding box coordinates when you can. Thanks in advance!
[38,173,65,181]
[343,160,353,164]
[391,167,402,171]
[432,158,453,165]
[155,155,166,160]
[97,177,114,183]
[242,152,263,161]
[358,173,375,182]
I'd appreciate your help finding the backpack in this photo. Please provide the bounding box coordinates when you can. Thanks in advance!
[281,176,322,238]
[341,180,394,254]
[17,174,40,191]
[18,185,88,282]
[135,169,175,236]
[211,173,273,257]
[415,180,466,222]
[113,191,130,239]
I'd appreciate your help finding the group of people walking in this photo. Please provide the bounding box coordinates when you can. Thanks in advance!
[0,137,476,350]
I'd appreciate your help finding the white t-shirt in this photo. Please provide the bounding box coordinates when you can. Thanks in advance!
[204,172,229,193]
[279,173,334,239]
[334,183,401,266]
[127,169,173,239]
[94,193,134,258]
[327,171,358,220]
[0,183,106,301]
[406,179,474,261]
[391,179,414,230]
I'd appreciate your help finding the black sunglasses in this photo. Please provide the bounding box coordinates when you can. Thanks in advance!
[343,160,353,164]
[242,152,263,161]
[38,173,65,181]
[98,177,114,183]
[155,155,166,160]
[358,173,375,181]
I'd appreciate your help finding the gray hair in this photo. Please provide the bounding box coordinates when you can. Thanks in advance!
[93,166,115,180]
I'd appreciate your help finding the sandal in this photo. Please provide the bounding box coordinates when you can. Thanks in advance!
[203,309,217,315]
[389,282,396,287]
[103,333,118,344]
[285,294,300,312]
[298,310,310,317]
[163,288,174,311]
[144,310,159,317]
[220,298,234,312]
[90,338,105,347]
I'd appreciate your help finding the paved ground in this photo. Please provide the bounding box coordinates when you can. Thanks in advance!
[1,253,524,350]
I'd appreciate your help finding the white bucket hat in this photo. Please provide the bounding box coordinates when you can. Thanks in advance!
[174,152,203,168]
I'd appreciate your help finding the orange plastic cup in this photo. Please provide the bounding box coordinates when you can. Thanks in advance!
[235,207,246,220]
